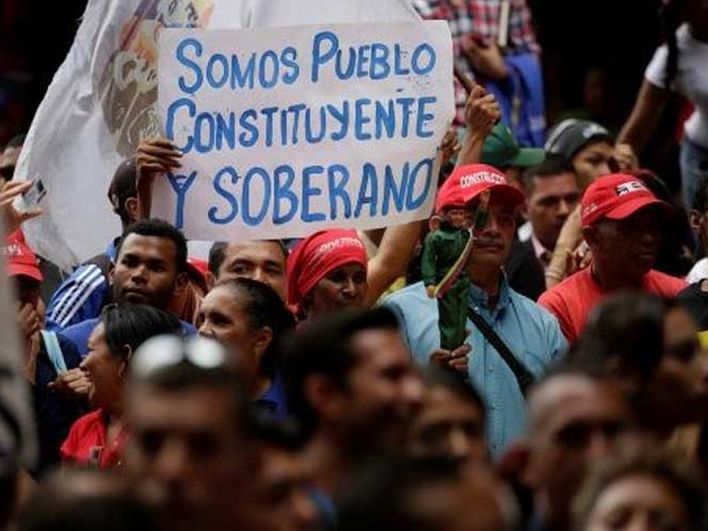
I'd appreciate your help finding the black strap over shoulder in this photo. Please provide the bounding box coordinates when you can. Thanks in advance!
[467,307,535,396]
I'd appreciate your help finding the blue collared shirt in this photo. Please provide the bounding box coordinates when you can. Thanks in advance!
[383,278,566,457]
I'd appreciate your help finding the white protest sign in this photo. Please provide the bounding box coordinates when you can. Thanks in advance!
[154,22,454,241]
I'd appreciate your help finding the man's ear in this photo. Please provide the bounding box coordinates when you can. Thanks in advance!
[108,262,116,285]
[689,209,703,234]
[303,373,346,422]
[124,197,140,224]
[429,215,441,231]
[174,271,189,295]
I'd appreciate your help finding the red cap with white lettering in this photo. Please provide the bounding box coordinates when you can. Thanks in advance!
[580,173,670,227]
[435,164,524,213]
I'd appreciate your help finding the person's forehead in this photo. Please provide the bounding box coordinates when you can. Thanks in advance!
[532,377,627,431]
[593,473,683,511]
[224,240,284,265]
[202,285,243,314]
[531,173,579,196]
[119,233,177,258]
[87,322,106,344]
[467,192,519,211]
[350,328,409,367]
[488,194,520,213]
[127,385,236,429]
[597,205,662,230]
[576,141,613,158]
[421,387,484,420]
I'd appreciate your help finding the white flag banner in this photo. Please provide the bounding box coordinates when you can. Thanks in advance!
[16,0,420,271]
[154,23,454,241]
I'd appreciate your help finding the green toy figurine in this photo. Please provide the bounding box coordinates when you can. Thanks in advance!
[422,189,491,351]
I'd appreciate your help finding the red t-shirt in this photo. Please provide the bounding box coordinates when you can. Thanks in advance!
[538,268,687,343]
[60,410,127,468]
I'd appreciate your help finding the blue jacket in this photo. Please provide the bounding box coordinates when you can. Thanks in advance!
[383,278,566,458]
[485,52,546,148]
[46,240,118,332]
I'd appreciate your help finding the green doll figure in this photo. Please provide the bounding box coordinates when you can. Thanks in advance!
[422,190,491,351]
[422,205,471,351]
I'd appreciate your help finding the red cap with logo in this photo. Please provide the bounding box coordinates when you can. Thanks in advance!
[4,237,43,281]
[435,164,525,214]
[580,173,670,228]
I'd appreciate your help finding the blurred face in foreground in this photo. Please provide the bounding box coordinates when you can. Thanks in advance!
[332,328,424,452]
[646,306,708,426]
[408,385,487,463]
[249,444,318,531]
[125,383,254,531]
[583,473,691,531]
[524,376,632,528]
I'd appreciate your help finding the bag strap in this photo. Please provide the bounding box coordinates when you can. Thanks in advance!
[40,330,68,375]
[467,308,535,396]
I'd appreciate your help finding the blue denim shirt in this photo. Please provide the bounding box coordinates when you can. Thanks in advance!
[383,278,566,457]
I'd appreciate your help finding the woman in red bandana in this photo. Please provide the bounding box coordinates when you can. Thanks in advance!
[287,229,371,321]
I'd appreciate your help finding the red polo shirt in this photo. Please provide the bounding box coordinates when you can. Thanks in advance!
[539,268,686,343]
[61,410,127,468]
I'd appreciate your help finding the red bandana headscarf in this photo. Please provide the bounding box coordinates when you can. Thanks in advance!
[287,229,368,309]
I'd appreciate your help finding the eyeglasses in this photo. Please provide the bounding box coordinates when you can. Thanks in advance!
[0,166,15,180]
[130,335,229,378]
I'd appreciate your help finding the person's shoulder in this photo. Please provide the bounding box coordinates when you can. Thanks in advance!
[382,281,429,308]
[55,333,83,367]
[69,410,103,437]
[538,269,584,304]
[646,270,687,296]
[686,257,708,284]
[508,286,561,324]
[62,318,99,336]
[677,279,703,299]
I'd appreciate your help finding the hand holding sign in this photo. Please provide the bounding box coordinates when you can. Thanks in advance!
[136,138,183,218]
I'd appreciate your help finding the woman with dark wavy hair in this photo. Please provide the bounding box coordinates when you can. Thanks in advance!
[60,304,181,468]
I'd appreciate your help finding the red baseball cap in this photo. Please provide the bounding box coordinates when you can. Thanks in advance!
[581,173,670,227]
[436,164,525,213]
[4,239,43,281]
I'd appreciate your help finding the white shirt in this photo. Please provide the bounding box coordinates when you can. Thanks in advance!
[645,24,708,150]
[687,257,708,284]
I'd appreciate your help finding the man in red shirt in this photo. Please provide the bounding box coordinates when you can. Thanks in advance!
[538,174,686,343]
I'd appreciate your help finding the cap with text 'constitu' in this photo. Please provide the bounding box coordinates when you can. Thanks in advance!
[435,164,525,214]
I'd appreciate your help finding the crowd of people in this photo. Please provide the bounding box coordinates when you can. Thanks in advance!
[1,1,708,530]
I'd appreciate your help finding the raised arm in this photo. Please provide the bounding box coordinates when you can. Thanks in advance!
[456,85,500,167]
[617,80,669,155]
[364,218,423,307]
